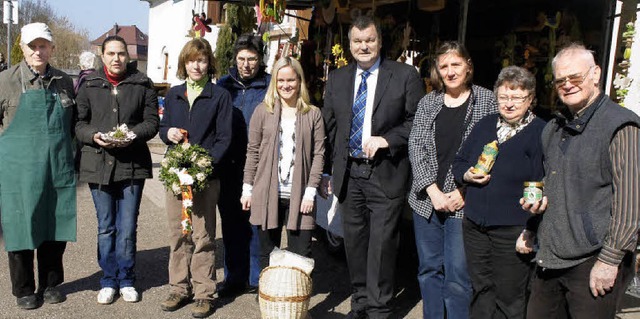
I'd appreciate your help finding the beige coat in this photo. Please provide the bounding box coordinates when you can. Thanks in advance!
[243,101,325,231]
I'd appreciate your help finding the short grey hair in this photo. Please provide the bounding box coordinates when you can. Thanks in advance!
[494,66,536,96]
[79,51,96,70]
[552,43,596,71]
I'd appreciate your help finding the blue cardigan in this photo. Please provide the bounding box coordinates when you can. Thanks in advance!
[159,81,233,165]
[452,113,545,227]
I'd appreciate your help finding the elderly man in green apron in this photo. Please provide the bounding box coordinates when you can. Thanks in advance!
[0,22,77,310]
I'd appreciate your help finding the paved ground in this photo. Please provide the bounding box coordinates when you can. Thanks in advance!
[0,141,638,318]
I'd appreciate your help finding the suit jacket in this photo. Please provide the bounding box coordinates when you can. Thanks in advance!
[323,58,424,200]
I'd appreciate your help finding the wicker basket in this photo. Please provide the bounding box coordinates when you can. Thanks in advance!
[259,266,313,319]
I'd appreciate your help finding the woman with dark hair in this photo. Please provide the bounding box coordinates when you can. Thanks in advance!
[76,35,159,305]
[158,38,232,318]
[452,66,544,319]
[408,41,497,319]
[241,56,324,270]
[215,34,271,297]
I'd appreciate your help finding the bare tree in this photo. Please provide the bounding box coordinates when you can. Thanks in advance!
[1,0,90,68]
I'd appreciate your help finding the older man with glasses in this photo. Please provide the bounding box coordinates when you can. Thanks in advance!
[520,43,640,318]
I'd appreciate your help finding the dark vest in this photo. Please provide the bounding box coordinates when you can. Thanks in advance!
[536,94,640,269]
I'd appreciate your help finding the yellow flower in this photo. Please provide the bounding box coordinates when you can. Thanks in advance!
[331,44,343,57]
[336,56,348,68]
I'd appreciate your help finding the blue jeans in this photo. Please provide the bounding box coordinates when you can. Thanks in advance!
[413,211,472,319]
[89,180,144,289]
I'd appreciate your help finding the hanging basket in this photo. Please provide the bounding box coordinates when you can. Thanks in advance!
[258,266,313,319]
[417,0,445,12]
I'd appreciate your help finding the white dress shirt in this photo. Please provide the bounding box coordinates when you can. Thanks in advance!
[352,58,381,149]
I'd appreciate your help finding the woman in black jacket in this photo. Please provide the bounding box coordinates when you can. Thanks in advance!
[75,35,159,305]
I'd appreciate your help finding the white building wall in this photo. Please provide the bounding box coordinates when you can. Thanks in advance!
[622,4,640,116]
[146,0,220,86]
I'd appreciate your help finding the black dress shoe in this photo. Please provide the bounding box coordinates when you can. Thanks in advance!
[16,294,38,310]
[41,286,65,304]
[345,310,368,319]
[217,283,247,298]
[246,285,258,294]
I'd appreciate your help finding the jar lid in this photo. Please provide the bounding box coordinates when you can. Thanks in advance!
[523,181,544,187]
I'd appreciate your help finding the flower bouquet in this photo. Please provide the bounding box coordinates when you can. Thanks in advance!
[159,131,214,235]
[100,123,137,144]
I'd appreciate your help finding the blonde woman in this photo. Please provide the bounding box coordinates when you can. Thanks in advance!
[241,57,325,270]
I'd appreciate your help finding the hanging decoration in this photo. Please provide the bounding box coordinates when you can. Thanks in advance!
[331,43,348,68]
[259,0,287,23]
[614,22,635,107]
[192,10,213,38]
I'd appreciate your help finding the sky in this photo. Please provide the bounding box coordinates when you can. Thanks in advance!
[48,0,150,40]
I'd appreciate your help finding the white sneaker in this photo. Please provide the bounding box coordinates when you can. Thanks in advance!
[119,287,140,303]
[97,287,116,304]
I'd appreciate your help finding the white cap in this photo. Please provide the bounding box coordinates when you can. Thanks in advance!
[21,22,53,44]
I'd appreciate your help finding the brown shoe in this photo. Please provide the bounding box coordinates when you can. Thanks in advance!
[191,299,213,318]
[160,293,190,312]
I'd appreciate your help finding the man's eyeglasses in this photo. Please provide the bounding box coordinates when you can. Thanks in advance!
[497,95,530,105]
[553,66,594,89]
[237,57,258,65]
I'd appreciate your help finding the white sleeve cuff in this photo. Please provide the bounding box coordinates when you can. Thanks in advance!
[303,187,317,201]
[242,183,253,197]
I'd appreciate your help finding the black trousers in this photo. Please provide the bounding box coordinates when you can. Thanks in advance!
[217,161,253,286]
[462,218,533,319]
[342,160,404,319]
[527,253,634,319]
[8,241,67,298]
[257,198,313,270]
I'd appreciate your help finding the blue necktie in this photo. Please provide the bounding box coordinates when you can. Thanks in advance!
[349,70,370,158]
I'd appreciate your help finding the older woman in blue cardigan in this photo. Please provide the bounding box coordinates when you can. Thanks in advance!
[452,66,545,319]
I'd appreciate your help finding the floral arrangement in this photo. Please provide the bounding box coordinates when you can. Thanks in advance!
[159,131,213,235]
[100,123,136,144]
[614,22,635,107]
[331,44,348,68]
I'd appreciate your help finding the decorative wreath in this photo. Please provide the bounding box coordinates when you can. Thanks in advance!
[159,130,214,235]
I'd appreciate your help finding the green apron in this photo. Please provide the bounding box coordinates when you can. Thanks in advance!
[0,71,77,251]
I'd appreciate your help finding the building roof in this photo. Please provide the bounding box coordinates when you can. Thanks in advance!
[91,24,149,46]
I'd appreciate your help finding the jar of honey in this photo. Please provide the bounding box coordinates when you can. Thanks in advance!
[523,182,544,204]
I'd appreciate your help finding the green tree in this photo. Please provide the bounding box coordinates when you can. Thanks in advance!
[10,35,22,65]
[214,4,257,77]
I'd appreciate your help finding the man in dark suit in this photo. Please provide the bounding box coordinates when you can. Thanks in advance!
[322,15,423,319]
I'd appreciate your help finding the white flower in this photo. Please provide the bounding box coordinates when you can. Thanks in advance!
[182,199,193,208]
[171,183,181,194]
[181,219,191,230]
[196,173,206,181]
[190,153,198,162]
[196,158,211,168]
[613,73,633,90]
[169,167,180,174]
[181,143,191,150]
[177,168,194,185]
[161,158,169,168]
